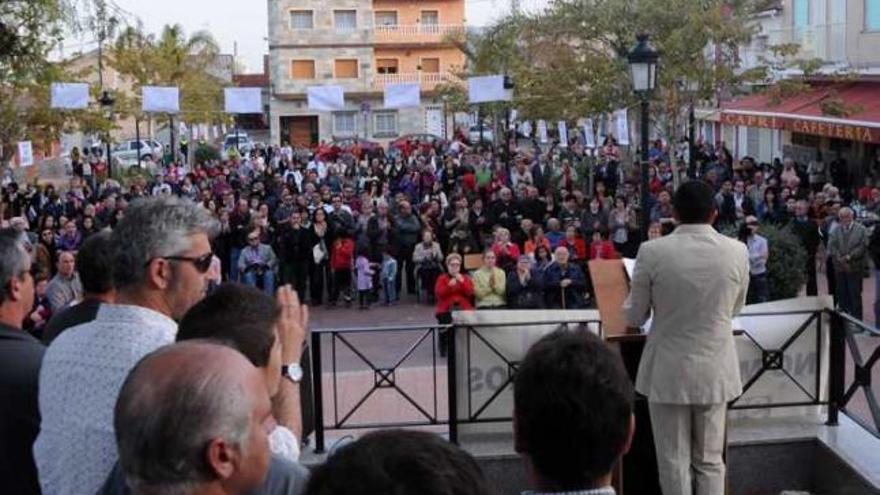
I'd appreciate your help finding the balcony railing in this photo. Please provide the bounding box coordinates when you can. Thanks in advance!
[373,72,460,90]
[374,24,464,44]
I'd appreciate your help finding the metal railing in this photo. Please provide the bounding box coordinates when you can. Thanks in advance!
[829,311,880,438]
[730,309,827,412]
[308,309,880,452]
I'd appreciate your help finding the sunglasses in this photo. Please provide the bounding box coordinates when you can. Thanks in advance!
[148,252,214,273]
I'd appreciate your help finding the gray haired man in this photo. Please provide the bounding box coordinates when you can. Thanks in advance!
[35,196,219,495]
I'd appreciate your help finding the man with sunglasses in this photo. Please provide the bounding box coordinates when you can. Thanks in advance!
[35,196,219,495]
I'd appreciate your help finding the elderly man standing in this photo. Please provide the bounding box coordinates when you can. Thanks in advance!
[0,230,43,495]
[624,181,749,495]
[34,196,218,495]
[828,206,868,320]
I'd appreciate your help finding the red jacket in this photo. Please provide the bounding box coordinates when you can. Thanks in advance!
[434,273,475,315]
[330,238,354,271]
[559,238,587,260]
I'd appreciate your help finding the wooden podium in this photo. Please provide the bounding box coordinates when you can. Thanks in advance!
[589,259,662,495]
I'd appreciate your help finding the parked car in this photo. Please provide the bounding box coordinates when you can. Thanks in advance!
[468,125,494,144]
[110,139,164,166]
[390,133,447,151]
[221,134,254,159]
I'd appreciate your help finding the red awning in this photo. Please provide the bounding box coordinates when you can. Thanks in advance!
[720,82,880,144]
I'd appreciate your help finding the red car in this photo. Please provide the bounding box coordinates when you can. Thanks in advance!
[390,133,447,152]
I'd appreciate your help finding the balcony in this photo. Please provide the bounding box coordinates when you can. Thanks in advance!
[372,72,461,90]
[374,24,464,45]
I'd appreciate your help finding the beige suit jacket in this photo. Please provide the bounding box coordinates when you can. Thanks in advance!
[623,224,750,404]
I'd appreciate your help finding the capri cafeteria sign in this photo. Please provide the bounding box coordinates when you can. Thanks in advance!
[721,112,880,144]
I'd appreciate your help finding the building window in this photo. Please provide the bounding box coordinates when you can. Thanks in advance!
[375,112,398,136]
[334,59,359,78]
[375,11,398,27]
[291,60,315,79]
[420,58,440,73]
[290,10,314,29]
[420,10,439,25]
[868,0,880,30]
[334,112,357,135]
[334,10,357,30]
[377,59,399,74]
[792,0,808,28]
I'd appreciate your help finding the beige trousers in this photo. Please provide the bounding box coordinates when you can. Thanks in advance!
[648,402,727,495]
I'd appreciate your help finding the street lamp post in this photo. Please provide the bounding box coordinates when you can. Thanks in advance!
[677,78,699,180]
[99,90,115,177]
[628,34,659,242]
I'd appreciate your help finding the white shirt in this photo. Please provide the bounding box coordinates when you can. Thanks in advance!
[34,304,177,495]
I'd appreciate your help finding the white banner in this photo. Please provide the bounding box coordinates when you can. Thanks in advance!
[224,87,262,114]
[537,120,548,144]
[615,109,630,145]
[142,86,180,113]
[18,141,34,167]
[222,123,228,135]
[50,83,90,109]
[307,86,345,111]
[597,115,606,146]
[201,124,209,140]
[383,83,420,109]
[520,121,532,138]
[213,125,219,139]
[179,122,188,137]
[468,75,513,104]
[583,118,596,149]
[509,109,518,130]
[558,121,569,147]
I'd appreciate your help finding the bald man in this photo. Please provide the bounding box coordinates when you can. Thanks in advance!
[114,342,273,495]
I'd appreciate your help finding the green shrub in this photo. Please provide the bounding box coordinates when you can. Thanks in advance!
[195,144,220,164]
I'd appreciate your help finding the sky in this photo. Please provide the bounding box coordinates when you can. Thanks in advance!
[60,0,549,72]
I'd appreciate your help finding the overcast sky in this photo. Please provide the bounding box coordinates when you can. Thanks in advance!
[60,0,549,72]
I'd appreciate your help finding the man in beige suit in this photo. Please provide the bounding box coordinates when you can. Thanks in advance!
[624,181,750,495]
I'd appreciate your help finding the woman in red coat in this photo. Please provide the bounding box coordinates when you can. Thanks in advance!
[434,253,474,356]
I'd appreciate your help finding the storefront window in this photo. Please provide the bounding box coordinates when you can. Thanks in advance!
[867,0,880,31]
[792,133,820,148]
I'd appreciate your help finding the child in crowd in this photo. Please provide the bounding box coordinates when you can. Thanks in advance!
[330,234,355,307]
[381,251,398,306]
[355,245,375,310]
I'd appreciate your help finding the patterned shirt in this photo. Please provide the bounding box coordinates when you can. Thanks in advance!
[34,304,177,495]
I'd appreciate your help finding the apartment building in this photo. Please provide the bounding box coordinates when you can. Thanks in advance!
[715,0,880,172]
[267,0,466,146]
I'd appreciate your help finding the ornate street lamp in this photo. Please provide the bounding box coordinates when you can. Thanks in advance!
[628,34,659,241]
[99,90,116,176]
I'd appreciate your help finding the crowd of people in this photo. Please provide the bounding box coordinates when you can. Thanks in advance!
[1,126,879,494]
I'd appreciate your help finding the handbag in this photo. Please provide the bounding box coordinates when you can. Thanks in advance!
[313,243,326,264]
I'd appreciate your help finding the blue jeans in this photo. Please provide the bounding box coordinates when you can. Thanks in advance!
[384,279,397,304]
[229,248,242,282]
[243,269,275,296]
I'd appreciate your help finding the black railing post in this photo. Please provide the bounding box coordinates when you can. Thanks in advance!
[447,324,458,444]
[311,331,326,453]
[827,310,845,426]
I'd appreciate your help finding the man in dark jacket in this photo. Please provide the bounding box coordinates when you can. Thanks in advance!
[788,200,821,296]
[279,211,313,300]
[544,247,587,309]
[507,255,545,309]
[0,230,44,495]
[490,187,521,234]
[394,200,422,296]
[229,198,252,282]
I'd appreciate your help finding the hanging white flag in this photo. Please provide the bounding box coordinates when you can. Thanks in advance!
[583,119,596,149]
[200,124,209,140]
[520,121,532,138]
[468,75,513,104]
[615,109,630,145]
[142,86,180,113]
[213,126,219,139]
[50,83,90,109]
[597,115,606,146]
[224,87,263,114]
[18,141,34,167]
[509,109,518,130]
[557,121,569,147]
[307,86,345,111]
[383,83,420,109]
[179,121,188,136]
[222,123,228,135]
[537,120,548,144]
